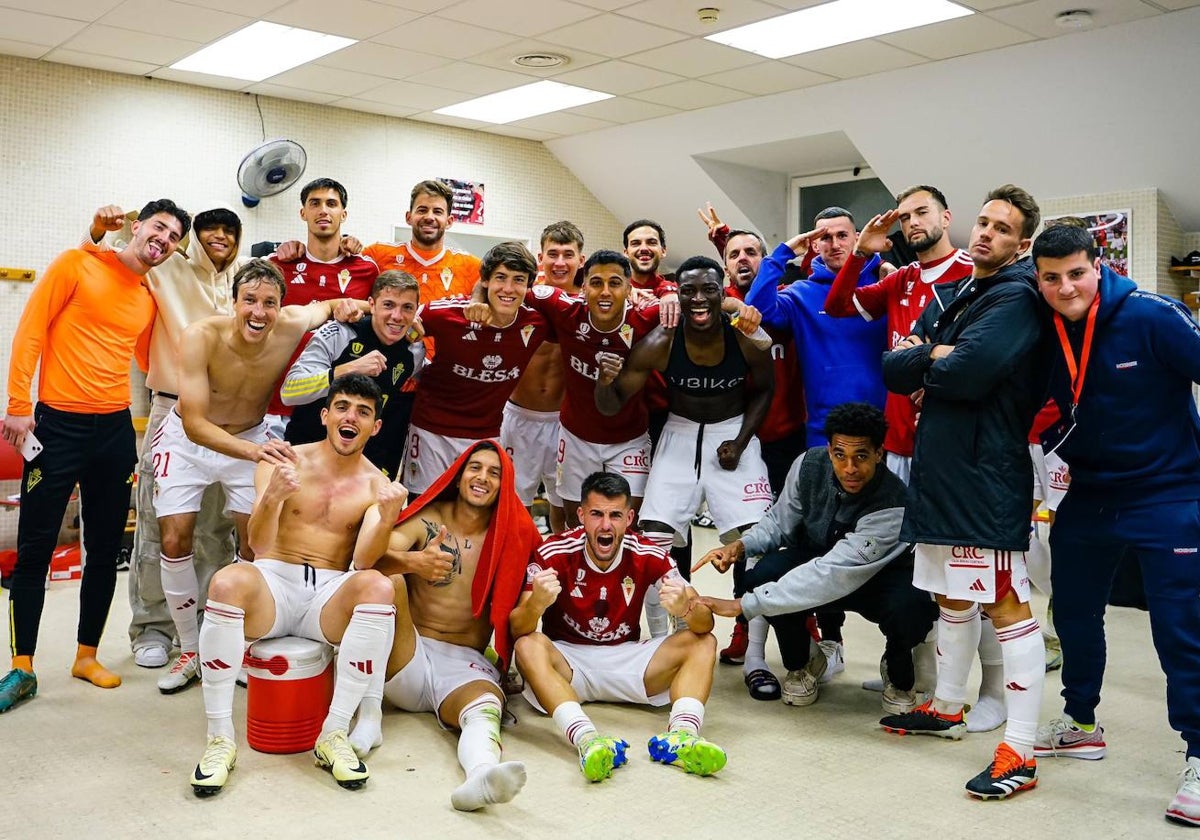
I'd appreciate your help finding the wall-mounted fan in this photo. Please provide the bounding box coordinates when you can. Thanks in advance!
[237,138,307,208]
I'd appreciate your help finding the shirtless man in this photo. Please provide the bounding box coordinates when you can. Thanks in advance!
[510,472,725,783]
[500,221,588,533]
[597,256,774,635]
[355,442,542,811]
[189,373,404,796]
[152,259,365,694]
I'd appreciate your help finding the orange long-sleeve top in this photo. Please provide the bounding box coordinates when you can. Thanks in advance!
[7,249,155,416]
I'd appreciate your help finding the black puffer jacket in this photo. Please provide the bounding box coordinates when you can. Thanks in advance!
[882,258,1049,550]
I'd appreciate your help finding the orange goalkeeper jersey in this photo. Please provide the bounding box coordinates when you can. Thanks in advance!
[364,241,481,304]
[7,249,154,415]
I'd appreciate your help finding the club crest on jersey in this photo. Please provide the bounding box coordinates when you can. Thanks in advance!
[520,324,536,346]
[589,616,610,635]
[441,267,453,291]
[483,354,502,370]
[351,341,364,355]
[338,269,351,293]
[621,575,635,605]
[618,324,634,348]
[526,562,543,582]
[392,363,406,384]
[576,568,586,582]
[532,285,554,299]
[297,262,307,272]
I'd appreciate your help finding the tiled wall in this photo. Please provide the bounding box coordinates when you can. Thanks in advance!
[0,54,622,416]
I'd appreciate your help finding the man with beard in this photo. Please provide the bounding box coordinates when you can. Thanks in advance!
[365,179,481,304]
[0,199,190,711]
[596,255,774,603]
[510,472,724,782]
[879,185,1049,802]
[151,259,366,696]
[187,374,403,796]
[357,442,542,811]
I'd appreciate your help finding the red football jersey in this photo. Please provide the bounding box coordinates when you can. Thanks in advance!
[524,285,659,444]
[528,528,679,646]
[825,249,974,456]
[266,252,379,417]
[411,298,552,438]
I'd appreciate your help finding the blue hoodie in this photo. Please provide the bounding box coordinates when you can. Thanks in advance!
[746,243,887,447]
[1048,264,1200,505]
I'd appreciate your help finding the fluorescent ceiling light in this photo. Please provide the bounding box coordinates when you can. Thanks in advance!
[434,80,612,124]
[170,21,356,82]
[706,0,973,60]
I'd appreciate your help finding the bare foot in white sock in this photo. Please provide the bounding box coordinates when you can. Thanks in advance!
[451,761,527,811]
[966,695,1006,733]
[349,705,383,758]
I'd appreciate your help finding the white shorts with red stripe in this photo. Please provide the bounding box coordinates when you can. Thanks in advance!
[555,425,652,504]
[913,543,1031,604]
[400,424,477,496]
[150,408,263,517]
[383,634,501,725]
[1030,443,1071,511]
[521,636,669,712]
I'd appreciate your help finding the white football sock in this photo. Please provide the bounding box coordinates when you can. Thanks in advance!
[997,617,1045,759]
[743,615,770,675]
[931,604,980,715]
[668,697,705,735]
[161,553,200,652]
[451,694,525,811]
[552,701,597,748]
[322,604,394,737]
[348,610,395,757]
[198,599,244,741]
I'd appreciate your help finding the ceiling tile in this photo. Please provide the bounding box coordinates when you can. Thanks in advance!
[372,15,519,59]
[330,96,420,117]
[45,49,157,74]
[629,78,745,109]
[625,37,761,75]
[569,0,641,8]
[955,0,1026,8]
[315,41,452,79]
[538,13,687,58]
[404,62,537,94]
[266,0,419,39]
[262,63,391,96]
[565,94,679,122]
[244,81,342,104]
[172,0,287,14]
[701,60,832,95]
[987,0,1162,39]
[406,111,493,131]
[616,0,785,36]
[0,0,124,21]
[366,0,466,10]
[467,38,607,77]
[0,8,86,46]
[1150,0,1200,9]
[783,39,927,78]
[433,0,600,37]
[99,0,250,42]
[879,14,1035,59]
[354,78,469,109]
[478,124,559,141]
[508,110,614,134]
[0,38,50,58]
[60,24,202,63]
[553,58,684,94]
[149,67,250,89]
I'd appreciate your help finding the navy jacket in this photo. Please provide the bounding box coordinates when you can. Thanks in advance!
[1046,265,1200,506]
[883,258,1049,550]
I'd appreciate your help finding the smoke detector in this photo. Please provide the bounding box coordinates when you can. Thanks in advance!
[1055,9,1094,29]
[697,7,720,25]
[511,53,569,69]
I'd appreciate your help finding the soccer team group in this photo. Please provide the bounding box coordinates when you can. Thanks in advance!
[3,175,1200,825]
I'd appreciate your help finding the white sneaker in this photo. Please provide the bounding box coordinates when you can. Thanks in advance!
[134,643,169,669]
[782,653,827,706]
[817,640,844,684]
[158,651,199,694]
[1167,757,1200,827]
[882,683,918,715]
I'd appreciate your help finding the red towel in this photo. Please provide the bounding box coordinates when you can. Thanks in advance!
[395,440,542,669]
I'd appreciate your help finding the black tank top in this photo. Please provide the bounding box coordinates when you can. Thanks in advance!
[664,321,747,396]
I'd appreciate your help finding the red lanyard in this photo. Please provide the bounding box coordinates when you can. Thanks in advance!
[1052,294,1100,408]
